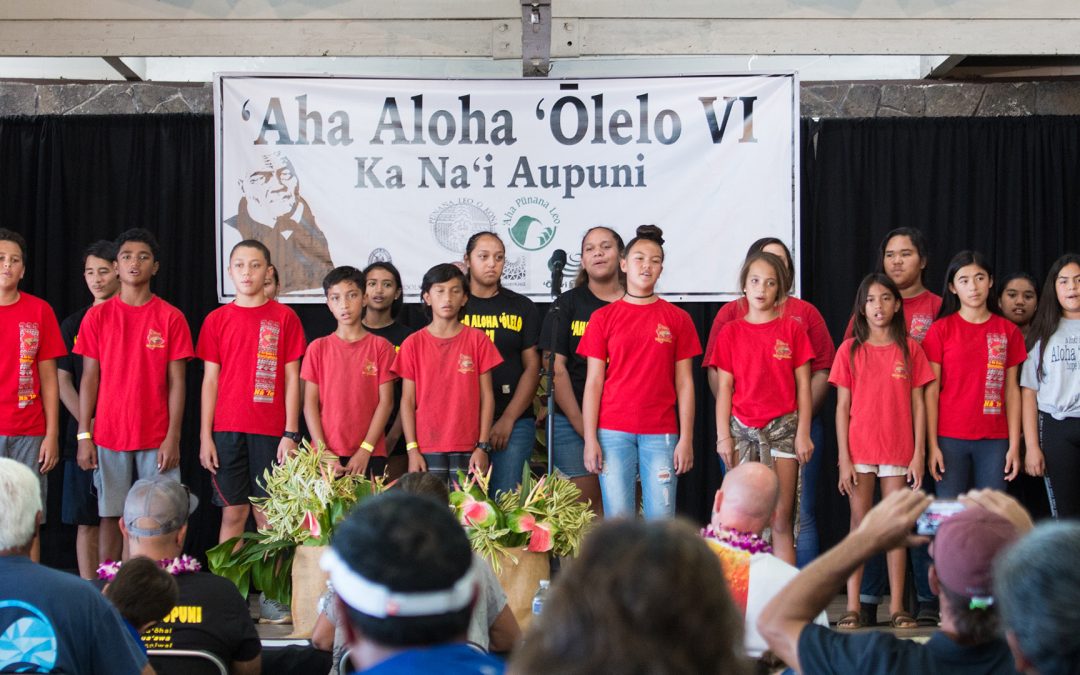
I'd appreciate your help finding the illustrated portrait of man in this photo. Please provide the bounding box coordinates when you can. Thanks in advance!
[223,151,334,295]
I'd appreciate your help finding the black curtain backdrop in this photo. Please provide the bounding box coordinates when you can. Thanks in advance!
[2,113,1077,569]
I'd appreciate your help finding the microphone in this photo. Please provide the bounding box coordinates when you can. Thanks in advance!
[548,249,567,297]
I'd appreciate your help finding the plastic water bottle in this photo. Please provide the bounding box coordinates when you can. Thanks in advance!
[531,580,550,616]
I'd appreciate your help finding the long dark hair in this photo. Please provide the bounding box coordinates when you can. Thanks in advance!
[573,226,625,288]
[877,227,930,285]
[747,237,796,292]
[1026,253,1080,380]
[363,261,405,319]
[938,250,1000,319]
[849,273,910,377]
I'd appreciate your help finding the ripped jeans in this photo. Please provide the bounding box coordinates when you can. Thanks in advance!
[597,428,677,519]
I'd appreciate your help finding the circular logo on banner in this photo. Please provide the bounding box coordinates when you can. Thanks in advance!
[429,198,497,253]
[502,196,560,251]
[368,248,392,264]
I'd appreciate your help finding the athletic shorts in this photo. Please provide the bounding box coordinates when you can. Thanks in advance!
[1,435,47,523]
[95,446,178,517]
[209,431,280,507]
[61,457,99,526]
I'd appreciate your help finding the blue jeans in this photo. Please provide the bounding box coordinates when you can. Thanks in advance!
[935,436,1009,498]
[597,429,677,519]
[551,413,588,478]
[795,416,824,568]
[489,417,536,495]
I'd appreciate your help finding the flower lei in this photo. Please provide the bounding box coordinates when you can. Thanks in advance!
[702,525,773,555]
[97,555,202,582]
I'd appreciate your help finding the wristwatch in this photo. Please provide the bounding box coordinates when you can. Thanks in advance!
[476,441,493,454]
[283,430,302,443]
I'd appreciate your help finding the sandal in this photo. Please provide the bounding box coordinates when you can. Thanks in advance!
[890,611,918,629]
[836,611,864,630]
[916,606,940,627]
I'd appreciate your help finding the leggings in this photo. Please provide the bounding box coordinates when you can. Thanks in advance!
[422,452,472,490]
[1040,412,1080,518]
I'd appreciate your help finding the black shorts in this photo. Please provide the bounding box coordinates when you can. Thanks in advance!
[61,458,99,526]
[209,431,280,507]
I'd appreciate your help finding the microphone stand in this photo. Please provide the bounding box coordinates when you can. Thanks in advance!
[544,268,563,476]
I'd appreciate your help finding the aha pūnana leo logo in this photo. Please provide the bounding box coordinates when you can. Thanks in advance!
[502,196,560,251]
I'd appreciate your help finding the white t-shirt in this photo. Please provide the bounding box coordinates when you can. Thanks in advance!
[1021,319,1080,420]
[708,540,829,658]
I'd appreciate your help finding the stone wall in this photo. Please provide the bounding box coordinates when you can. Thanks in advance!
[1,79,1080,117]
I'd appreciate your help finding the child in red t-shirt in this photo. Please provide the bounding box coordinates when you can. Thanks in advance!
[392,264,502,488]
[302,266,396,477]
[924,251,1026,498]
[829,273,935,628]
[75,228,194,563]
[578,225,701,519]
[706,251,814,564]
[0,228,66,562]
[197,240,306,544]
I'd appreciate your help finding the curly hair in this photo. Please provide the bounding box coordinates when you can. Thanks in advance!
[511,519,750,675]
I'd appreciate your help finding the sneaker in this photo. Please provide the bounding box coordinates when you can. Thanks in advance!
[259,595,293,624]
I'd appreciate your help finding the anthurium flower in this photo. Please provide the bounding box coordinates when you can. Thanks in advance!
[526,521,555,552]
[456,495,498,528]
[302,510,322,539]
[507,511,535,534]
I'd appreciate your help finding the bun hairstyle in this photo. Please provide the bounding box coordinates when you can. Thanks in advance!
[623,225,665,259]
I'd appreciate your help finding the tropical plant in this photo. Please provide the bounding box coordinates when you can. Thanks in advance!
[450,465,596,573]
[207,440,387,602]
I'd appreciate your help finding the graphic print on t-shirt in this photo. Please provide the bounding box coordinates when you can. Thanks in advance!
[143,603,203,649]
[570,319,588,337]
[17,323,40,409]
[0,599,59,671]
[909,313,933,342]
[146,328,165,350]
[462,312,524,342]
[983,332,1007,415]
[772,339,792,360]
[458,353,475,374]
[891,360,909,380]
[363,359,378,376]
[254,320,281,403]
[655,323,672,344]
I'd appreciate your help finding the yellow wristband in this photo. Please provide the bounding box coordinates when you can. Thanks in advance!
[406,442,419,451]
[360,441,375,453]
[76,432,93,441]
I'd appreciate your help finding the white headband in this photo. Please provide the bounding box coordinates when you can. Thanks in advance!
[320,547,477,618]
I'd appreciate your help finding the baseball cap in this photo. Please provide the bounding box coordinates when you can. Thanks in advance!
[931,506,1019,602]
[123,476,199,537]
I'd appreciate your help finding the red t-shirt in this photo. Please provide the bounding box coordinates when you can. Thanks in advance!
[301,332,397,457]
[706,317,815,428]
[921,313,1026,440]
[74,295,194,451]
[576,299,702,434]
[829,338,935,465]
[391,326,503,453]
[843,290,942,344]
[196,301,307,437]
[0,293,67,436]
[703,297,834,373]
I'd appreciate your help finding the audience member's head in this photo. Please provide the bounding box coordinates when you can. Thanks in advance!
[393,471,451,504]
[711,462,780,536]
[120,477,198,557]
[322,492,477,670]
[104,556,179,633]
[929,506,1020,644]
[511,519,750,675]
[0,457,41,555]
[994,521,1080,675]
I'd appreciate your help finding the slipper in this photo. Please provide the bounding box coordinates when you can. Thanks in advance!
[916,606,940,627]
[890,611,918,629]
[836,611,864,630]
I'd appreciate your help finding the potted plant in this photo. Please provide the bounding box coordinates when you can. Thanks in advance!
[208,440,386,636]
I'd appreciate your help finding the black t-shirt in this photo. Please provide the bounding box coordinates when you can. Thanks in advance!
[538,285,609,407]
[364,320,416,455]
[58,305,91,459]
[140,572,262,666]
[798,624,1017,675]
[461,288,540,420]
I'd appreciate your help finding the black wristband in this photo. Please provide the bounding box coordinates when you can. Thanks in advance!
[476,441,493,454]
[283,431,302,443]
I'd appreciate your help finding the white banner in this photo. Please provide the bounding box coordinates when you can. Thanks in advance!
[215,74,799,303]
